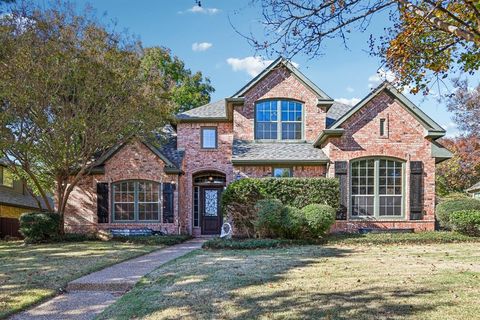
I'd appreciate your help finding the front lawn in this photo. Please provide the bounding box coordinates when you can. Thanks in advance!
[99,241,480,319]
[0,236,188,319]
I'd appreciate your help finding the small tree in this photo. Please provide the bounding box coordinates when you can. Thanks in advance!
[0,2,174,232]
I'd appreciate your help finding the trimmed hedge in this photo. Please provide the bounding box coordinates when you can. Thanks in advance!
[302,204,336,237]
[449,210,480,236]
[221,177,339,237]
[202,238,322,250]
[19,212,60,243]
[436,198,480,229]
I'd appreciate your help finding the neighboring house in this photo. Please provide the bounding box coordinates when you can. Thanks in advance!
[64,58,453,236]
[0,159,51,238]
[466,182,480,199]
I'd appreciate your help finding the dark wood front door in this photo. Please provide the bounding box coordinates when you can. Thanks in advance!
[201,187,222,235]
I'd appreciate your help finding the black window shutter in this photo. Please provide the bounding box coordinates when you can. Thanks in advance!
[163,183,174,223]
[410,161,423,220]
[334,161,348,220]
[96,183,109,224]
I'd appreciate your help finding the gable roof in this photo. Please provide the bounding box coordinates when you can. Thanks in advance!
[93,126,183,174]
[231,57,333,102]
[176,99,228,122]
[466,181,480,193]
[326,101,353,128]
[314,82,446,146]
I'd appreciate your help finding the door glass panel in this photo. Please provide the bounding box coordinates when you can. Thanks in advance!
[204,190,218,216]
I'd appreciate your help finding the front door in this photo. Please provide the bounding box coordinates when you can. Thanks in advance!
[201,187,222,235]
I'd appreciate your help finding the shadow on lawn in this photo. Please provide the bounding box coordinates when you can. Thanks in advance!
[99,246,450,319]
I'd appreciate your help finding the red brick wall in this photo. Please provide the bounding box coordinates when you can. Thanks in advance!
[177,122,234,235]
[234,66,325,142]
[322,90,436,229]
[233,165,326,178]
[64,140,180,234]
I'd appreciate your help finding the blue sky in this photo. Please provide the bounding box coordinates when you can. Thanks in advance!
[62,0,479,137]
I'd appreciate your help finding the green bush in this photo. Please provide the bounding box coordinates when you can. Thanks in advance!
[254,199,288,238]
[19,212,60,243]
[222,177,339,237]
[436,198,480,229]
[112,234,192,246]
[302,204,336,237]
[283,205,307,239]
[449,210,480,236]
[202,238,322,250]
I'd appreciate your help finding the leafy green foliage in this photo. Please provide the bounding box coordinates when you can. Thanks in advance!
[140,47,214,114]
[254,199,288,238]
[221,177,339,237]
[202,238,322,250]
[436,198,480,229]
[19,212,60,243]
[449,210,480,236]
[301,204,336,237]
[111,235,192,246]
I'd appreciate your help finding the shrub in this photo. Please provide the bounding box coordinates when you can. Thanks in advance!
[19,212,60,243]
[283,205,307,239]
[202,238,322,250]
[436,198,480,229]
[449,210,480,236]
[222,177,339,237]
[254,199,287,238]
[301,204,336,237]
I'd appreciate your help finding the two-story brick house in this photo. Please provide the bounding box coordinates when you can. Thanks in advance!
[64,58,452,236]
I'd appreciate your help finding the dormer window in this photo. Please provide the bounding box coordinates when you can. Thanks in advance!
[255,100,303,140]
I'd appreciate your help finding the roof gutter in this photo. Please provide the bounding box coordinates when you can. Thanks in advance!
[313,129,344,147]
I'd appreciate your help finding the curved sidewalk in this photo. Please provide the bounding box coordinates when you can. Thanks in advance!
[11,238,205,320]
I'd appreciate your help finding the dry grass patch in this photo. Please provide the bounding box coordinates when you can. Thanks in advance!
[99,243,480,320]
[0,240,163,319]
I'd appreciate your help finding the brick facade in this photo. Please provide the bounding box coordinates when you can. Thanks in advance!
[322,91,436,231]
[234,66,325,142]
[63,61,446,235]
[64,140,180,234]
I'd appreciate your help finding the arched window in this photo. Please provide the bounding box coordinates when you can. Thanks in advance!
[351,158,404,218]
[255,100,303,140]
[112,180,160,222]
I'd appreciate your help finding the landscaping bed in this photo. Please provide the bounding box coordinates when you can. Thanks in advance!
[0,235,190,319]
[202,231,479,250]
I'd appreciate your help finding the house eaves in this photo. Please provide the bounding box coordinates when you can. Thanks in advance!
[314,82,447,146]
[231,57,333,103]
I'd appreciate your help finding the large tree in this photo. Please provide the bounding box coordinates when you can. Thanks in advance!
[436,135,480,196]
[246,0,479,93]
[0,2,178,231]
[447,78,480,138]
[141,47,214,113]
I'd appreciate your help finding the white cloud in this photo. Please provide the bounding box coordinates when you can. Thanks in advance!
[335,98,361,106]
[179,5,220,14]
[192,42,213,52]
[368,68,396,88]
[226,56,299,77]
[346,86,355,93]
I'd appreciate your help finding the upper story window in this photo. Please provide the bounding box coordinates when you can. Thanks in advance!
[201,127,217,149]
[255,100,303,140]
[0,167,14,188]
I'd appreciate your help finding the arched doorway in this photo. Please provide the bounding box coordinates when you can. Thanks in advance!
[193,171,226,235]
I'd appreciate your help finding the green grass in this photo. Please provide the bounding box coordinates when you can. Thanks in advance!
[99,241,480,320]
[203,231,479,250]
[0,236,189,319]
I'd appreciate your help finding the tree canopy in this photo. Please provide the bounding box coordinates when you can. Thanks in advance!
[0,1,212,229]
[246,0,480,93]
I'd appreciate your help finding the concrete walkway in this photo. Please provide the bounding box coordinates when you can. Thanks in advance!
[11,238,205,320]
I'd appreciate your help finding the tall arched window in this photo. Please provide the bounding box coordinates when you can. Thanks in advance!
[351,158,404,218]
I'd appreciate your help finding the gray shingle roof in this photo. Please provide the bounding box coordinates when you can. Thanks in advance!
[326,101,353,128]
[176,100,226,121]
[0,186,53,210]
[466,181,480,192]
[232,140,328,164]
[152,126,184,169]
